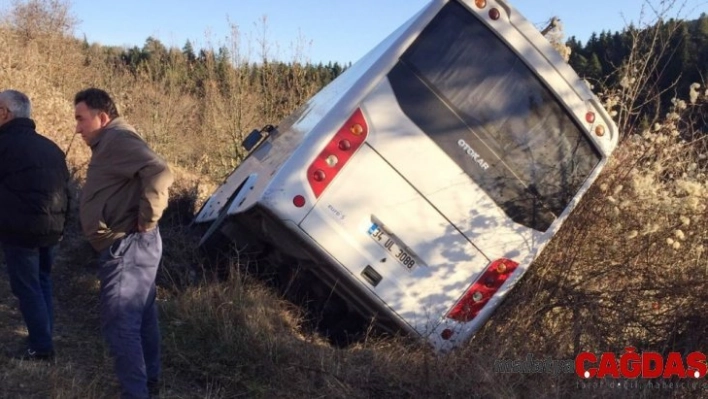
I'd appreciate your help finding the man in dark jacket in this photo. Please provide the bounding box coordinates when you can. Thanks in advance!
[0,89,70,361]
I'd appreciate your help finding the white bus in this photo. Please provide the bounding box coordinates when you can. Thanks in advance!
[193,0,618,351]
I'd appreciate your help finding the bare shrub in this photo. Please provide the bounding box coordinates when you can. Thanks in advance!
[5,0,77,42]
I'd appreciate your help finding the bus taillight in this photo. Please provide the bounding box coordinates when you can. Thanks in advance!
[446,258,519,322]
[292,195,306,208]
[585,111,596,123]
[307,108,368,197]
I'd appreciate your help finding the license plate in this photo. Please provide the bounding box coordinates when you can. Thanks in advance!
[368,223,417,272]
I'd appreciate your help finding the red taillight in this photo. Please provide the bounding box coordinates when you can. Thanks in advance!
[441,329,454,340]
[446,258,519,322]
[338,140,351,151]
[292,195,306,208]
[489,8,500,20]
[585,112,596,124]
[313,170,326,182]
[307,108,368,197]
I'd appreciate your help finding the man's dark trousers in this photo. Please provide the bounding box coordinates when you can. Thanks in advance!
[98,228,161,399]
[2,243,57,354]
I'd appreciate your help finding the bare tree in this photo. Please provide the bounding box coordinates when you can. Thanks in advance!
[7,0,77,42]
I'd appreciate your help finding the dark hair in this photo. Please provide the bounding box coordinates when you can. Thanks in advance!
[74,88,120,119]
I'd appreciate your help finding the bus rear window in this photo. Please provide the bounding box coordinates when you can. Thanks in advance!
[388,1,601,231]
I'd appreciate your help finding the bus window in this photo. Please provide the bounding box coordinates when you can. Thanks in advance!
[388,1,601,231]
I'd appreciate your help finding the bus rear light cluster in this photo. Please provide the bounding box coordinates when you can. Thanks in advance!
[585,111,607,137]
[307,108,368,198]
[445,258,519,324]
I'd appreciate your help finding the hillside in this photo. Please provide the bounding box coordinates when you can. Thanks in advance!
[567,12,708,133]
[1,1,707,398]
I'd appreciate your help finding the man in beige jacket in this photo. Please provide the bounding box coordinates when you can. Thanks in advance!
[75,88,173,398]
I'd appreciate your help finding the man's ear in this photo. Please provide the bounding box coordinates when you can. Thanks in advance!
[99,112,110,127]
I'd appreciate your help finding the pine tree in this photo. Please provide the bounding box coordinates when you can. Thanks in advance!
[182,40,196,64]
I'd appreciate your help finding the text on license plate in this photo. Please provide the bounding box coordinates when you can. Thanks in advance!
[368,223,417,271]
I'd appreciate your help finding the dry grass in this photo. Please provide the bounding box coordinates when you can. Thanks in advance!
[1,0,707,398]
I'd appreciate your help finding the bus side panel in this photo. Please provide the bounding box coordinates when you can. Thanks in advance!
[195,3,435,225]
[251,3,447,224]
